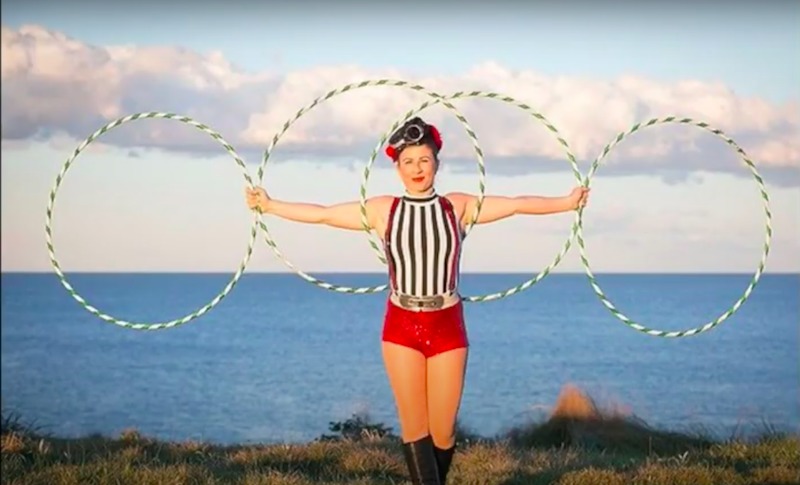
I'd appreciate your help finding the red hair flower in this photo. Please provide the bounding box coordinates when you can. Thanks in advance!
[429,124,443,151]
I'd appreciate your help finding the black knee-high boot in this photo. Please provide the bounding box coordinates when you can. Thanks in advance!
[402,435,441,485]
[434,444,456,483]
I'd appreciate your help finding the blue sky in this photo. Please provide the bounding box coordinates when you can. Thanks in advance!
[3,1,797,101]
[2,1,798,273]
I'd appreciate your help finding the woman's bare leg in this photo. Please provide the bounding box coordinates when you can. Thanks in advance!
[425,347,468,483]
[383,341,442,483]
[426,347,469,449]
[381,342,429,443]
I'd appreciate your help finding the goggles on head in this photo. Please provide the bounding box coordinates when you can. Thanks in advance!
[385,121,443,161]
[389,122,427,150]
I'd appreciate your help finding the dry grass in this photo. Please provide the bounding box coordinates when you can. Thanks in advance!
[3,385,798,484]
[507,384,717,457]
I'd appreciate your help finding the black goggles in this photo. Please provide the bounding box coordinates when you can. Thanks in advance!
[389,122,427,150]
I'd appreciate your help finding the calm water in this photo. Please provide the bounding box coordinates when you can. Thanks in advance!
[1,272,798,445]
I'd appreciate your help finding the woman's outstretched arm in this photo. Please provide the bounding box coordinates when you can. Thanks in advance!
[447,186,590,227]
[245,186,392,231]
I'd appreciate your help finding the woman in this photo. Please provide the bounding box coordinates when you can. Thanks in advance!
[245,117,589,485]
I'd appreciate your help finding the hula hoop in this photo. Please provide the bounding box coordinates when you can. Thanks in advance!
[359,90,583,302]
[253,79,487,294]
[44,92,771,336]
[45,113,259,330]
[576,117,773,337]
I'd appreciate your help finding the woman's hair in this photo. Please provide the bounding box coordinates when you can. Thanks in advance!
[385,117,443,161]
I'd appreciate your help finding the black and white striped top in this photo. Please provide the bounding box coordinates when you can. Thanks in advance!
[384,192,463,297]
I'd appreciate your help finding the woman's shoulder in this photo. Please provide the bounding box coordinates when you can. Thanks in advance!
[367,195,397,204]
[365,195,398,214]
[442,192,473,210]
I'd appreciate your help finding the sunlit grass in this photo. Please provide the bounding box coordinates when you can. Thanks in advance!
[3,385,798,484]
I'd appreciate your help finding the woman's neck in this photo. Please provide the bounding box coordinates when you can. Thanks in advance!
[404,187,436,199]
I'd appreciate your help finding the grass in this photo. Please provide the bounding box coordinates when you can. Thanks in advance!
[2,385,798,484]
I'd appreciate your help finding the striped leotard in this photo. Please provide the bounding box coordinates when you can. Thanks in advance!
[380,190,469,357]
[384,191,463,297]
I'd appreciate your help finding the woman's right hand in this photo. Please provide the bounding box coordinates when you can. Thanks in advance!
[245,186,270,213]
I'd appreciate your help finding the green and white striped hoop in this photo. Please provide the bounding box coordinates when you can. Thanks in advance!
[46,94,771,334]
[359,90,583,303]
[254,79,488,294]
[45,112,259,330]
[577,117,773,337]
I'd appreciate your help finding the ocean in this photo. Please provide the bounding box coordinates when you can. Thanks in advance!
[1,272,797,445]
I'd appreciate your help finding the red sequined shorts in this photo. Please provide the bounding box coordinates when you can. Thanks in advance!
[381,300,469,358]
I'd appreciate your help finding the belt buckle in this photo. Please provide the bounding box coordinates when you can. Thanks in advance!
[429,295,444,309]
[398,294,444,310]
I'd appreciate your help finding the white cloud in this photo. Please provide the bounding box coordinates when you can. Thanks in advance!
[2,25,797,180]
[0,24,275,151]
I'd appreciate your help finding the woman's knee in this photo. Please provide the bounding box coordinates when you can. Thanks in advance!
[429,424,456,449]
[427,406,459,448]
[399,418,430,443]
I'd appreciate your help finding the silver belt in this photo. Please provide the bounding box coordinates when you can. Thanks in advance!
[391,292,458,311]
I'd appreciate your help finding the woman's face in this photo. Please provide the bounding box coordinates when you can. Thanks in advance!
[395,144,438,194]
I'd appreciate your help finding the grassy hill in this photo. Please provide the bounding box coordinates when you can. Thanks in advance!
[3,385,798,484]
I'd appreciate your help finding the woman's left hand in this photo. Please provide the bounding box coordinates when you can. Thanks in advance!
[568,186,590,210]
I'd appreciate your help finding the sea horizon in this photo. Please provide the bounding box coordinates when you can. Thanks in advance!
[3,270,798,275]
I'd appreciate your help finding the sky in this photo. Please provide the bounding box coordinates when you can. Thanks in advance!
[2,0,799,274]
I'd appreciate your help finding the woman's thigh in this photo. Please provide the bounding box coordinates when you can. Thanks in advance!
[426,347,469,447]
[381,341,429,442]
